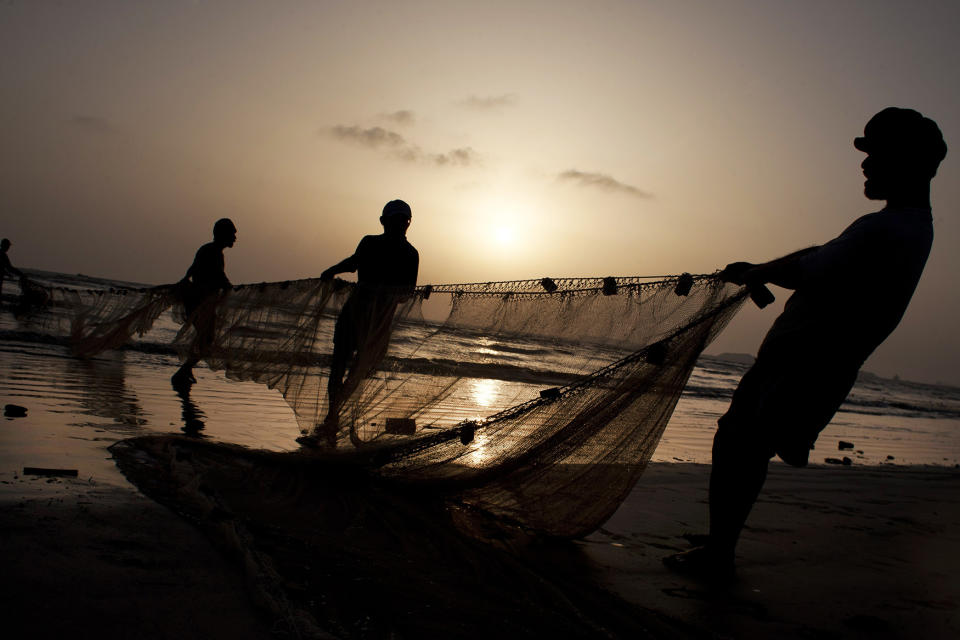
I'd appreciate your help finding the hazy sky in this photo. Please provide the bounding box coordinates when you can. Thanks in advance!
[2,1,959,384]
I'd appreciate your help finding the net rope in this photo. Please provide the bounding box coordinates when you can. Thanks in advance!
[28,272,746,537]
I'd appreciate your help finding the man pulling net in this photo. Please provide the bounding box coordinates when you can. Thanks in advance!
[172,218,237,388]
[665,107,947,579]
[298,200,419,447]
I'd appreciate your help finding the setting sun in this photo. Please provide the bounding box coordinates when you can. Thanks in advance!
[493,225,515,247]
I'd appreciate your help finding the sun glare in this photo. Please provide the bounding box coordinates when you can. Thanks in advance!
[494,225,515,247]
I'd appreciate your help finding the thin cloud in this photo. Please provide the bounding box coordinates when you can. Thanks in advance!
[379,110,415,126]
[394,146,423,163]
[557,170,653,199]
[397,146,480,167]
[328,125,406,148]
[431,147,479,166]
[68,115,115,135]
[457,94,518,110]
[327,124,479,167]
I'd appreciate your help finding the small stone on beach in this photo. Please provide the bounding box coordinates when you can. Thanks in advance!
[4,404,28,418]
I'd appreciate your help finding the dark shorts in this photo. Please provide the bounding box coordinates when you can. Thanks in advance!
[181,286,219,355]
[332,293,399,363]
[718,343,859,467]
[333,297,361,356]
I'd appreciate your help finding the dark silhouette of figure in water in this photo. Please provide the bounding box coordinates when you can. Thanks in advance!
[175,384,207,437]
[665,108,947,579]
[0,238,24,303]
[171,218,237,388]
[299,200,419,447]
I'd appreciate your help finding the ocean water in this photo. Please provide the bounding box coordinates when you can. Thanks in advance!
[2,270,959,469]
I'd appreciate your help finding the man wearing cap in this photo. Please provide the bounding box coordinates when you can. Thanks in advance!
[665,107,948,578]
[172,218,237,388]
[304,200,419,446]
[0,238,24,303]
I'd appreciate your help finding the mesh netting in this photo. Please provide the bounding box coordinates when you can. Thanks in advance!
[43,273,746,537]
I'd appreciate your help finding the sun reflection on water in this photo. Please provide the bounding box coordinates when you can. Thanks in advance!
[464,378,506,466]
[470,378,501,410]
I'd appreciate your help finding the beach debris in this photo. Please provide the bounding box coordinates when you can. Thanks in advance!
[540,277,558,293]
[460,423,476,445]
[385,418,416,435]
[838,440,854,450]
[4,404,27,418]
[842,457,852,465]
[824,457,844,465]
[886,455,896,460]
[23,467,78,478]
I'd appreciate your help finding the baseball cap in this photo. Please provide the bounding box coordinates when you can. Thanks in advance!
[854,107,947,172]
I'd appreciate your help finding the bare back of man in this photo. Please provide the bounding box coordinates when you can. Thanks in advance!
[171,218,237,389]
[301,200,419,447]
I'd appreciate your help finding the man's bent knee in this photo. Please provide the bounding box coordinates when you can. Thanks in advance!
[713,416,776,464]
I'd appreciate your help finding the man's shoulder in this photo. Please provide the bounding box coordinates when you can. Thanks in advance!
[839,207,931,240]
[196,241,221,254]
[856,206,931,226]
[365,234,417,252]
[193,242,224,265]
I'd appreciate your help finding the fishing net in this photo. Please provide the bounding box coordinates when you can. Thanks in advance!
[42,273,746,537]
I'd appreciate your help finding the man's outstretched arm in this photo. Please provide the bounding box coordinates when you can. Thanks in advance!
[321,255,359,281]
[720,246,819,291]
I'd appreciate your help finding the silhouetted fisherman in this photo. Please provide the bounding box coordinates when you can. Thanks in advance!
[665,108,947,579]
[300,200,418,447]
[171,218,237,388]
[0,238,24,303]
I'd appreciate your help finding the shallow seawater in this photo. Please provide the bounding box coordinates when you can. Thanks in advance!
[2,332,958,494]
[2,269,959,487]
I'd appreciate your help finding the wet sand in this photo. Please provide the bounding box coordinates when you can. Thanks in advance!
[2,456,957,638]
[587,462,960,639]
[2,341,958,637]
[0,473,273,639]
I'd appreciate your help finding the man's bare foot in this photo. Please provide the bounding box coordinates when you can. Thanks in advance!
[171,369,195,389]
[663,545,736,583]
